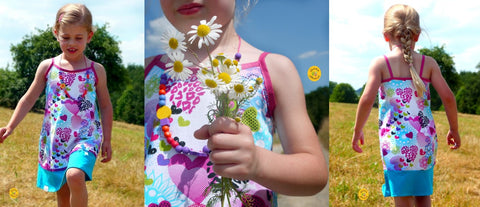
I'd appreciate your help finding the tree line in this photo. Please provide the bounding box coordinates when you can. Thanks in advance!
[0,24,143,125]
[329,45,480,115]
[0,24,330,129]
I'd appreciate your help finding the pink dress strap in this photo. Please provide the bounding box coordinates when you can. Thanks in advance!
[258,52,276,118]
[383,55,394,79]
[419,55,425,77]
[145,55,165,79]
[44,58,55,80]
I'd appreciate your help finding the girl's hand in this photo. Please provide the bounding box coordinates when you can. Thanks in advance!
[447,129,461,150]
[0,127,13,143]
[352,130,365,153]
[194,117,258,181]
[100,140,112,163]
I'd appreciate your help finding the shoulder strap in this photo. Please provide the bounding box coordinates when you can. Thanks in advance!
[420,55,425,77]
[383,55,394,78]
[44,58,55,80]
[145,55,164,79]
[258,52,276,118]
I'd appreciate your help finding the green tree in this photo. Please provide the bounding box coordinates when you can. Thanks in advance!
[456,71,480,114]
[329,81,337,96]
[115,64,144,125]
[9,24,128,111]
[330,83,358,103]
[0,68,29,109]
[305,86,329,132]
[418,45,460,111]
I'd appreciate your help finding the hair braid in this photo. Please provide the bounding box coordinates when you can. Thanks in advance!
[400,27,426,96]
[385,4,426,96]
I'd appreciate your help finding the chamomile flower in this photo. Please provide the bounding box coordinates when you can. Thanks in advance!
[187,16,223,49]
[197,72,225,95]
[165,53,193,81]
[160,27,187,55]
[228,82,249,101]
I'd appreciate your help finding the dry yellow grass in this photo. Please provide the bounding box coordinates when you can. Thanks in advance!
[329,102,480,206]
[0,107,143,206]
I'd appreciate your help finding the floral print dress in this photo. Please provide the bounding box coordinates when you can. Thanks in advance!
[144,52,277,207]
[37,58,102,191]
[378,55,438,197]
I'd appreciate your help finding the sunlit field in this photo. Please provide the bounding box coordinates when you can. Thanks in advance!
[329,102,480,206]
[0,107,143,206]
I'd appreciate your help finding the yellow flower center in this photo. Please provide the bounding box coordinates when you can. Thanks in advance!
[169,38,178,49]
[256,77,263,85]
[233,60,238,66]
[212,59,219,67]
[201,68,208,75]
[205,79,217,88]
[224,59,232,67]
[218,72,231,84]
[173,61,183,73]
[197,24,210,37]
[234,84,244,93]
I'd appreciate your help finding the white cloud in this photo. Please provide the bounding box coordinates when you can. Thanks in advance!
[330,0,480,89]
[0,1,144,68]
[298,50,328,59]
[145,16,177,57]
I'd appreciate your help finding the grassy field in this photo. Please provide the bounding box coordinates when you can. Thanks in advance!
[329,102,480,206]
[0,107,143,206]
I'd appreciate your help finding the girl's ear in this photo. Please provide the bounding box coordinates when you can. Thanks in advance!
[53,29,59,40]
[383,32,390,42]
[413,33,420,42]
[87,31,94,43]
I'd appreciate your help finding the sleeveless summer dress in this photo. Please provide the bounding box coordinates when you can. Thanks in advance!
[378,55,438,197]
[144,52,277,207]
[37,57,102,192]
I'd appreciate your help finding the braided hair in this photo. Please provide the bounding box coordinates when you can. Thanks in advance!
[384,4,426,95]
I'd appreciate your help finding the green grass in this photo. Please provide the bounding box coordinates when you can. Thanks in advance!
[329,102,480,206]
[0,107,143,206]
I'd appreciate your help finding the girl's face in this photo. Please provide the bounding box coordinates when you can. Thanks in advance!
[55,24,93,61]
[160,0,235,33]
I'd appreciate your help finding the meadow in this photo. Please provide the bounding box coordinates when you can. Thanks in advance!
[329,102,480,206]
[0,107,143,206]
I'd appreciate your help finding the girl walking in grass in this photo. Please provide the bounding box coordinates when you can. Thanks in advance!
[352,4,461,207]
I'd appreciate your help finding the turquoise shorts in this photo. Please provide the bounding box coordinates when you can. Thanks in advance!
[37,150,97,192]
[382,167,434,197]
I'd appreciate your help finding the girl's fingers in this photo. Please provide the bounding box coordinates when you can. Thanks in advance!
[193,125,210,140]
[208,117,241,135]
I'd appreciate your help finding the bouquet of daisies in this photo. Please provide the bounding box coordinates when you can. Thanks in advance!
[160,16,262,207]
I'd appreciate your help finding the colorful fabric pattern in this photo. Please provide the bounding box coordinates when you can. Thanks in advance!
[39,59,102,173]
[144,53,277,207]
[378,55,438,172]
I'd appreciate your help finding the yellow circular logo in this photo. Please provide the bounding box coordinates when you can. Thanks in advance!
[308,66,321,82]
[358,188,369,201]
[9,187,19,199]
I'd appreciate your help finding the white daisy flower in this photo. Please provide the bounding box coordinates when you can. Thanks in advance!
[187,16,223,49]
[165,53,193,81]
[228,83,249,101]
[160,27,187,55]
[197,71,225,95]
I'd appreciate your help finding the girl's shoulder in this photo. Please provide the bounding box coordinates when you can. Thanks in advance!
[38,58,55,80]
[263,53,295,76]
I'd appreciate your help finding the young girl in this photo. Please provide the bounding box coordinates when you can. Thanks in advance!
[0,4,112,206]
[351,4,461,207]
[144,0,327,206]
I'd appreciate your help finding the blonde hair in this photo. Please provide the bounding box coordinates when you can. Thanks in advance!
[53,4,95,34]
[384,4,426,95]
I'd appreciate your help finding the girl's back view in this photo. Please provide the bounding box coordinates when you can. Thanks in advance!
[352,4,460,206]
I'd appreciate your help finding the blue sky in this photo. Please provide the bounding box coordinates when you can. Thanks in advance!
[330,0,480,90]
[145,0,329,93]
[0,1,144,68]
